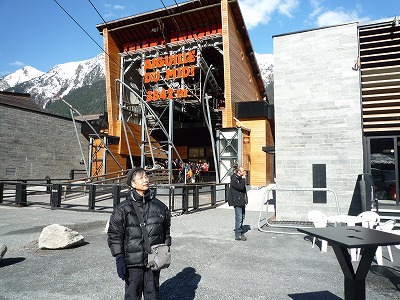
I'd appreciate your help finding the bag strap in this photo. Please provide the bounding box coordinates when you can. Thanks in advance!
[131,199,152,253]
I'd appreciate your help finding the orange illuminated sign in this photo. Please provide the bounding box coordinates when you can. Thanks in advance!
[144,49,197,102]
[123,24,222,52]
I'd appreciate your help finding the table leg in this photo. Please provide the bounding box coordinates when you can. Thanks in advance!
[332,245,377,300]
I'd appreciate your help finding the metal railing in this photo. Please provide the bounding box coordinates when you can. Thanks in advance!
[0,179,228,214]
[258,185,340,235]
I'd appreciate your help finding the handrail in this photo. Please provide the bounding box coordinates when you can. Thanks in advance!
[258,185,340,235]
[1,179,228,214]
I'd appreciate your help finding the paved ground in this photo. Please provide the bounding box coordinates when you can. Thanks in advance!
[1,196,400,299]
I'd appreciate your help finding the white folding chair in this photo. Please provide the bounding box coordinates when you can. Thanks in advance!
[375,220,396,265]
[308,210,328,252]
[356,211,380,261]
[357,211,380,229]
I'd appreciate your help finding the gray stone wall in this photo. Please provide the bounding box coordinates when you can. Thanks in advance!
[0,106,89,180]
[273,23,364,220]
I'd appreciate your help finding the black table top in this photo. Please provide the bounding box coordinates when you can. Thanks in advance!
[297,226,400,248]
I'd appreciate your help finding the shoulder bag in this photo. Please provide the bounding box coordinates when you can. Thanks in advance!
[131,200,171,271]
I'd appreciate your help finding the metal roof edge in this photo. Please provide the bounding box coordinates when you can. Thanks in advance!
[272,21,359,39]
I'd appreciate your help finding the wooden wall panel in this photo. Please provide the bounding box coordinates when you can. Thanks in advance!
[173,146,188,160]
[359,21,400,134]
[103,29,122,137]
[241,119,275,186]
[118,123,166,159]
[90,139,124,176]
[221,0,263,128]
[221,0,232,128]
[106,144,126,174]
[119,123,142,156]
[228,9,262,111]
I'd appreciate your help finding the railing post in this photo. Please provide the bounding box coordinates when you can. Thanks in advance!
[15,180,27,207]
[194,185,199,210]
[88,184,96,210]
[21,180,27,206]
[51,184,62,209]
[0,182,4,203]
[169,186,175,212]
[45,176,51,194]
[224,184,229,203]
[112,185,121,208]
[211,184,216,206]
[182,186,189,213]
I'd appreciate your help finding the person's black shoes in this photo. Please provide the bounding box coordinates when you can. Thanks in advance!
[235,235,247,241]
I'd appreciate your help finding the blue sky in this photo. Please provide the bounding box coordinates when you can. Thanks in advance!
[0,0,399,76]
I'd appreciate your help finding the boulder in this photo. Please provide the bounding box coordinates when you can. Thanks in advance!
[0,243,7,260]
[38,224,84,250]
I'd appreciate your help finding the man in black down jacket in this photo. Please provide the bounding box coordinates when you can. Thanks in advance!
[107,167,171,300]
[227,166,248,241]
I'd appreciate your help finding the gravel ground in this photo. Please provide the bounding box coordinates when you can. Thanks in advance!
[1,203,400,300]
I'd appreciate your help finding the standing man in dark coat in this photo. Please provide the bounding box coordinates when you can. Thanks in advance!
[227,166,248,241]
[107,167,171,300]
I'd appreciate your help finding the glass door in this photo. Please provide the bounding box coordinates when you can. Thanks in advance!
[366,137,399,205]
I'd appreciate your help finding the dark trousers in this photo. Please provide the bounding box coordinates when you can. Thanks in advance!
[234,205,246,236]
[125,267,160,300]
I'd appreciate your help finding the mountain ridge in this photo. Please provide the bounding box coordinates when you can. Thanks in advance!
[1,52,274,116]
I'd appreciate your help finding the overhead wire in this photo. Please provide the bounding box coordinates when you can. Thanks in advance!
[52,0,121,70]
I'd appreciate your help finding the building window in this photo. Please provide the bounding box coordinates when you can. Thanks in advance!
[6,167,16,176]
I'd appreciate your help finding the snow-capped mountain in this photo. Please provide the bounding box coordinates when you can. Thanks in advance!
[255,53,274,86]
[1,52,273,109]
[2,54,105,108]
[0,66,44,91]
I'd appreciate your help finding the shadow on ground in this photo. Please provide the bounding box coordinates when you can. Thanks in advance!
[288,290,341,299]
[0,257,26,268]
[370,265,400,291]
[160,267,201,300]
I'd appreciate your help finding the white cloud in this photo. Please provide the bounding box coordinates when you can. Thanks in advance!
[239,0,299,29]
[307,1,370,27]
[278,0,300,18]
[10,61,24,67]
[316,9,370,27]
[113,5,125,10]
[104,3,127,19]
[309,0,324,19]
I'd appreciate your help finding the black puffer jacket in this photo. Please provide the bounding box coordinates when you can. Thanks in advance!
[107,188,171,267]
[227,173,248,207]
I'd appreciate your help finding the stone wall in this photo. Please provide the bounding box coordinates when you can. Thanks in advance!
[0,105,88,180]
[273,23,364,220]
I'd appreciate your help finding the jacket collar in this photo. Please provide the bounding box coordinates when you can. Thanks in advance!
[129,188,155,203]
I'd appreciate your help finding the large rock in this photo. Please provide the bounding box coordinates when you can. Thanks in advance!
[38,224,85,250]
[0,243,7,260]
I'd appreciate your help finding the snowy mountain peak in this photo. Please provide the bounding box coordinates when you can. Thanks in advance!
[255,53,274,86]
[2,53,106,108]
[1,52,274,108]
[0,66,44,90]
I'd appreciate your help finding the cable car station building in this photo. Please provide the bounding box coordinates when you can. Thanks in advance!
[96,0,274,186]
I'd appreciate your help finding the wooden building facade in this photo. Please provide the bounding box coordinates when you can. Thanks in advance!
[96,0,274,186]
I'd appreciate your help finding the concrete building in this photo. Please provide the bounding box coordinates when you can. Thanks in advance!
[0,91,88,180]
[273,18,400,220]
